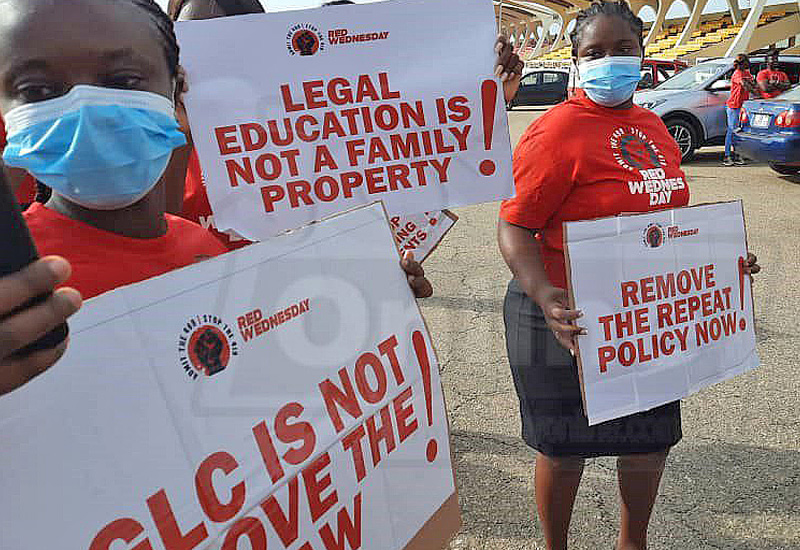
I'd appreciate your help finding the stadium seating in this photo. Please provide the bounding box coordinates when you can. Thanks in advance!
[532,6,798,63]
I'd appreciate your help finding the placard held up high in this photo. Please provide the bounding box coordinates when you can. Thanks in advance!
[176,0,513,240]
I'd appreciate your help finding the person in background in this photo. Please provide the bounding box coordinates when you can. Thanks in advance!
[724,53,759,166]
[166,0,265,251]
[497,2,758,549]
[757,49,791,99]
[0,257,81,396]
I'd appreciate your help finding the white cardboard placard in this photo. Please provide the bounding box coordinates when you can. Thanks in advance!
[565,201,760,425]
[0,203,458,550]
[176,0,513,240]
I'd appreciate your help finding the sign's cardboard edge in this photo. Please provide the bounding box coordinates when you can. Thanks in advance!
[419,209,460,264]
[377,201,463,549]
[562,222,589,417]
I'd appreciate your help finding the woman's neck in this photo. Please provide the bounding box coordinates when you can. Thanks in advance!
[46,183,168,239]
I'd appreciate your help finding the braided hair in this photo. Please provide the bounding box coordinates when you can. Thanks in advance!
[121,0,181,77]
[168,0,265,19]
[569,1,644,59]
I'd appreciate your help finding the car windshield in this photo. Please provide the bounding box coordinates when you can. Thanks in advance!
[656,61,729,90]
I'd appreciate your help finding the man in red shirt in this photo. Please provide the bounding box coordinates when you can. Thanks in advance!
[724,54,759,166]
[757,49,791,99]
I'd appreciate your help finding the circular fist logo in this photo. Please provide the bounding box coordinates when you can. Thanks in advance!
[619,135,661,169]
[178,315,239,380]
[610,126,667,172]
[292,30,320,56]
[642,223,665,248]
[286,24,325,56]
[188,326,230,376]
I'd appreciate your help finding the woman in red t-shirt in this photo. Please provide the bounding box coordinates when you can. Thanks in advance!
[0,0,229,300]
[165,0,267,251]
[498,3,756,549]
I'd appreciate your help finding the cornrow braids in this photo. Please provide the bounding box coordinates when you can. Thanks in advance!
[168,0,264,19]
[569,1,644,59]
[125,0,181,77]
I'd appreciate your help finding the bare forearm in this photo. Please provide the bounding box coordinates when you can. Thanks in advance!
[498,218,555,305]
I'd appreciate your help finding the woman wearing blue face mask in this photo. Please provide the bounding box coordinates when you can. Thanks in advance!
[497,2,758,549]
[0,0,229,300]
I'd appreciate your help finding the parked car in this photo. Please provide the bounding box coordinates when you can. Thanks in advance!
[733,84,800,174]
[635,55,800,161]
[507,69,568,109]
[638,58,688,89]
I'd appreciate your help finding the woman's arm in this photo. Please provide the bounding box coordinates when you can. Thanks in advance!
[498,218,583,351]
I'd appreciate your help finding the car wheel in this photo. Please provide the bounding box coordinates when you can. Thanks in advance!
[769,163,800,175]
[664,117,698,162]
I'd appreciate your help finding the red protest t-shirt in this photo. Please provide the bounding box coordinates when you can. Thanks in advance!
[0,115,37,205]
[500,91,690,290]
[25,203,228,299]
[757,68,789,99]
[726,69,753,109]
[183,149,251,251]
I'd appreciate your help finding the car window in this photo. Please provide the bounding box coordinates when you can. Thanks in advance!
[521,73,540,86]
[655,61,729,90]
[543,72,565,84]
[777,62,800,84]
[658,67,673,81]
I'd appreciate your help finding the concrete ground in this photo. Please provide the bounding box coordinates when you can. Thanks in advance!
[419,105,800,550]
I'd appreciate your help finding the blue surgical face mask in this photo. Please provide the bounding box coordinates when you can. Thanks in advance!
[3,85,187,210]
[577,56,642,108]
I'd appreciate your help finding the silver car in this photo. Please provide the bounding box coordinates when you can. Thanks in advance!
[635,56,800,161]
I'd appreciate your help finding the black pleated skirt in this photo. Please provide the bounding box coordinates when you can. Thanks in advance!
[503,279,682,458]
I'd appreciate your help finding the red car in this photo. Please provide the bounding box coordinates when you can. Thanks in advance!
[568,58,687,97]
[638,59,688,89]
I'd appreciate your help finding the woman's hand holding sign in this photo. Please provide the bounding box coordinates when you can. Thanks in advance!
[495,35,524,103]
[535,284,585,353]
[0,257,82,395]
[402,251,433,298]
[743,252,760,277]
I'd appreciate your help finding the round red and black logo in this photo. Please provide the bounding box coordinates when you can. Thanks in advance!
[178,315,239,380]
[610,126,666,172]
[286,23,325,56]
[642,223,665,248]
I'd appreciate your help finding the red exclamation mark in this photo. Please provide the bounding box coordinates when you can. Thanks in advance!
[479,79,497,177]
[412,330,438,463]
[737,256,747,331]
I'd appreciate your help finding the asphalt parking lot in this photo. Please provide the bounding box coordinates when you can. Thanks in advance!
[419,105,800,550]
